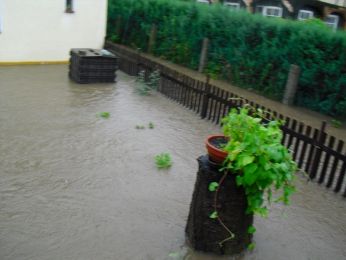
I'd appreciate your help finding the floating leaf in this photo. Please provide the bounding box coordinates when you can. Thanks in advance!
[99,112,110,118]
[208,182,219,192]
[155,153,172,169]
[149,122,154,129]
[168,252,180,258]
[209,211,218,219]
[135,125,145,129]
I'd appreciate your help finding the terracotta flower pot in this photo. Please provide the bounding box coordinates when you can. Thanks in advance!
[205,135,228,164]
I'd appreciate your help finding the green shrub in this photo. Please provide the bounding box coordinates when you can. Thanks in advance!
[107,0,346,117]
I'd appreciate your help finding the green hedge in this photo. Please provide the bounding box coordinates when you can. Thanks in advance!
[107,0,346,117]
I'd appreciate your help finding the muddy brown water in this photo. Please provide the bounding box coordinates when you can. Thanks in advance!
[0,65,345,260]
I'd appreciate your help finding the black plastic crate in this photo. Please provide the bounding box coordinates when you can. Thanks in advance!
[69,71,116,84]
[69,66,116,76]
[69,48,118,84]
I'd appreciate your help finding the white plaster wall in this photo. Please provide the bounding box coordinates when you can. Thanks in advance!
[0,0,108,62]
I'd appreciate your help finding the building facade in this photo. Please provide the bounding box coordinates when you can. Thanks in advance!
[201,0,346,30]
[0,0,108,63]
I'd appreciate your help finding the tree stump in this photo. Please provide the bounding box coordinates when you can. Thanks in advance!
[186,155,253,255]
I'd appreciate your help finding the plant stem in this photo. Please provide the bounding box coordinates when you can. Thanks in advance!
[214,170,235,247]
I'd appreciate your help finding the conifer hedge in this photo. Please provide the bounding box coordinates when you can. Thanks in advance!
[107,0,346,117]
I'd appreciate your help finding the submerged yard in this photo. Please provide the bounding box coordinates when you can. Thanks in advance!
[0,65,345,260]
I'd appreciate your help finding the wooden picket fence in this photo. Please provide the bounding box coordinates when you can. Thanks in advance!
[105,42,346,197]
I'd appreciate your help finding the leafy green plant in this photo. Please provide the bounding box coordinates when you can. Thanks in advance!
[221,107,297,215]
[98,112,111,118]
[331,119,342,128]
[136,70,151,95]
[208,106,297,248]
[148,69,161,90]
[148,122,155,129]
[135,69,161,95]
[135,125,145,129]
[155,153,172,169]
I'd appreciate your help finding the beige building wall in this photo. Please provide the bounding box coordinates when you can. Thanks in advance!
[0,0,108,62]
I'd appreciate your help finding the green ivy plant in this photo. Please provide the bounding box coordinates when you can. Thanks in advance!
[136,69,161,95]
[331,119,342,128]
[135,125,145,129]
[98,112,111,119]
[222,107,297,216]
[155,153,172,169]
[148,122,155,129]
[209,106,297,247]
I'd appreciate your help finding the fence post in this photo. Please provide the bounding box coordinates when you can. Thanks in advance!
[115,15,122,40]
[136,49,141,76]
[309,121,327,179]
[282,64,300,105]
[198,38,209,73]
[148,24,157,54]
[201,75,211,119]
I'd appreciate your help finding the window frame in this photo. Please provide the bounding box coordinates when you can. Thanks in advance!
[65,0,74,13]
[224,2,240,10]
[297,10,314,20]
[262,6,283,18]
[325,14,339,31]
[197,0,210,4]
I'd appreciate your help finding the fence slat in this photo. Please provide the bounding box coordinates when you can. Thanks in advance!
[318,136,335,184]
[309,122,327,180]
[327,140,344,188]
[334,159,346,193]
[298,126,311,169]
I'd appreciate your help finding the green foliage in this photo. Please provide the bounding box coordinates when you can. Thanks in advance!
[135,125,145,129]
[221,107,297,216]
[155,153,172,169]
[303,18,329,30]
[209,211,218,219]
[247,242,256,251]
[107,0,346,117]
[331,119,342,128]
[247,225,256,234]
[136,70,151,95]
[148,122,155,129]
[208,182,219,192]
[148,69,161,90]
[168,252,181,259]
[135,69,161,95]
[98,112,110,118]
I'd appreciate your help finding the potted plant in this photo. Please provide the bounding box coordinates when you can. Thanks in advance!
[205,135,228,164]
[186,106,297,255]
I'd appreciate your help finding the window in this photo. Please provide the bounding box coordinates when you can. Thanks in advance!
[256,5,264,14]
[325,15,339,31]
[197,0,210,4]
[298,10,314,20]
[66,0,74,13]
[263,6,283,17]
[224,2,240,10]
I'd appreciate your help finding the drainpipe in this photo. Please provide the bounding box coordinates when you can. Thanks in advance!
[281,0,294,13]
[243,0,253,13]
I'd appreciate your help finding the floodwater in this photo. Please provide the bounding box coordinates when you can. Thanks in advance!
[0,65,345,260]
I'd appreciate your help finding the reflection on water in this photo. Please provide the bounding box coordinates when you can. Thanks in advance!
[0,65,345,260]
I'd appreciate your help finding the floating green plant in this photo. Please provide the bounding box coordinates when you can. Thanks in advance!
[98,112,110,118]
[155,153,172,169]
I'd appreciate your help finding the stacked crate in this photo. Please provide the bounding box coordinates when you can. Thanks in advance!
[69,49,118,84]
